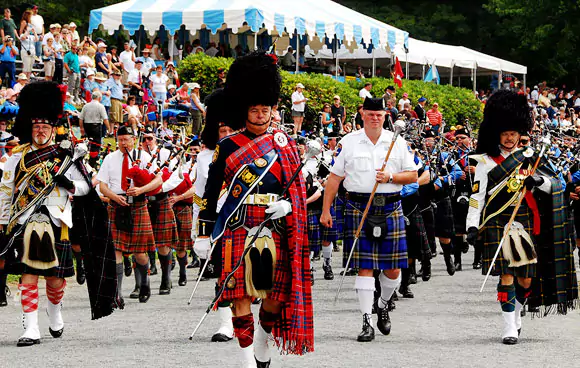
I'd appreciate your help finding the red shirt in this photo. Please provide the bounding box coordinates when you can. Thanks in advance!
[426,109,442,126]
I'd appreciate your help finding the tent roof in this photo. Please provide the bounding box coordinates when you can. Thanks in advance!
[89,0,409,51]
[457,47,527,74]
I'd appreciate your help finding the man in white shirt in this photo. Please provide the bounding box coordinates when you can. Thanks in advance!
[119,41,135,82]
[127,60,144,104]
[137,48,156,77]
[30,5,44,56]
[281,46,296,68]
[358,82,373,100]
[320,97,417,343]
[97,125,162,305]
[530,86,539,104]
[205,42,219,57]
[398,92,410,112]
[42,24,56,46]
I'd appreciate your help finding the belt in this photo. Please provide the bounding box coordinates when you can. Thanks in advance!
[147,192,168,202]
[43,196,68,206]
[346,192,401,206]
[243,193,279,206]
[121,194,146,203]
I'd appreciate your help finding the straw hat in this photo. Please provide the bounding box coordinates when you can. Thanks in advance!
[94,72,108,81]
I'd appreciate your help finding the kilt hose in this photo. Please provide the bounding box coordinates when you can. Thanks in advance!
[147,196,178,248]
[343,196,408,271]
[434,195,455,239]
[403,204,430,261]
[452,198,469,235]
[322,206,338,243]
[307,209,322,255]
[108,200,156,254]
[481,204,536,278]
[5,222,74,279]
[420,204,437,253]
[173,202,193,252]
[334,196,345,240]
[218,205,291,304]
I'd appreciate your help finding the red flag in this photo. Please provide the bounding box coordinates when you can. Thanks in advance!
[394,57,404,88]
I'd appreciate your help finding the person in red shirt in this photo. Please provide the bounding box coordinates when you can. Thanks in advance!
[426,102,443,134]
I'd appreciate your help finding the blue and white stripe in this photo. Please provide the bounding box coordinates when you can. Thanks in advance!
[89,0,409,51]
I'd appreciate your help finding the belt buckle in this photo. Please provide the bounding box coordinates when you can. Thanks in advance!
[373,196,386,207]
[255,194,268,205]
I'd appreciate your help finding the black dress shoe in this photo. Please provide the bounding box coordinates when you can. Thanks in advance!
[212,333,233,342]
[391,291,399,301]
[124,257,132,277]
[17,337,40,347]
[149,264,158,276]
[462,242,469,254]
[178,274,187,286]
[76,262,86,285]
[409,273,417,285]
[472,261,482,270]
[0,288,7,307]
[421,261,432,282]
[159,280,172,295]
[502,336,518,345]
[49,326,64,338]
[340,268,358,276]
[255,358,271,367]
[357,314,375,342]
[399,286,414,298]
[139,284,151,303]
[454,262,462,272]
[444,256,456,276]
[387,295,396,312]
[376,304,392,335]
[187,259,200,269]
[129,286,140,299]
[323,264,334,280]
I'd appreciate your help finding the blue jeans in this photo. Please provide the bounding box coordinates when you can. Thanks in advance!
[0,61,16,87]
[34,41,42,57]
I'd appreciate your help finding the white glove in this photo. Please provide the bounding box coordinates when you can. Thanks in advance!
[193,237,211,259]
[265,199,292,220]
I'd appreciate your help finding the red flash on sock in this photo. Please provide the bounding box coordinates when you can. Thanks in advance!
[19,284,39,313]
[46,279,67,305]
[232,314,254,348]
[497,291,508,303]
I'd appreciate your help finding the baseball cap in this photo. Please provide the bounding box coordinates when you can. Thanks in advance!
[333,95,340,100]
[69,22,77,28]
[403,92,408,97]
[296,83,305,89]
[418,97,427,103]
[433,102,439,107]
[97,42,107,48]
[32,5,38,10]
[134,59,143,64]
[190,83,201,89]
[17,73,28,80]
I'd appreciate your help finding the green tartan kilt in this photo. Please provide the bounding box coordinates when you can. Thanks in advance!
[481,204,537,278]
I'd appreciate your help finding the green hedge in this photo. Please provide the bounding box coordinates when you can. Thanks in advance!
[177,53,483,128]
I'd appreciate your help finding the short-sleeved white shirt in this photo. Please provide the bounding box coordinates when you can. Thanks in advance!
[119,50,135,72]
[359,88,373,100]
[30,14,44,34]
[150,73,169,93]
[97,149,155,194]
[128,69,143,84]
[331,129,417,193]
[291,91,305,112]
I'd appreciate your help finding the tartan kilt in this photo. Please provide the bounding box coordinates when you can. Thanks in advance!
[334,196,345,239]
[322,206,338,243]
[5,222,74,279]
[434,196,455,238]
[452,197,469,235]
[173,203,193,252]
[108,201,156,253]
[420,204,437,251]
[404,205,430,260]
[343,197,408,270]
[307,209,322,254]
[219,205,291,304]
[481,204,536,278]
[147,196,178,248]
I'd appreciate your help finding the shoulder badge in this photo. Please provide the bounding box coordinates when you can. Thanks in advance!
[335,143,342,157]
[274,132,288,148]
[212,145,220,163]
[523,147,534,158]
[472,181,479,194]
[3,171,10,181]
[254,158,267,168]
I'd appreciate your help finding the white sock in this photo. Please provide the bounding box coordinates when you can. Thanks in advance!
[322,245,332,264]
[354,276,375,322]
[254,324,270,363]
[377,272,401,309]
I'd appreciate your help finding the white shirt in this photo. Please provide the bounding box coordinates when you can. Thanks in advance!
[128,69,143,84]
[205,47,219,57]
[79,54,94,68]
[42,32,54,46]
[530,90,539,102]
[331,129,416,193]
[30,14,44,35]
[291,91,305,112]
[398,98,410,111]
[138,57,156,76]
[97,149,155,194]
[359,88,373,100]
[150,73,169,93]
[119,50,135,72]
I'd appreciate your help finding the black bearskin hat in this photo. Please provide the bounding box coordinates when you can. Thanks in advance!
[202,88,232,150]
[476,90,532,157]
[224,51,281,130]
[13,81,63,144]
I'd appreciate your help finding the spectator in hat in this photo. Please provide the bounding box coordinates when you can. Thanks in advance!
[30,5,44,57]
[291,82,307,134]
[426,102,443,134]
[138,47,156,77]
[382,85,396,107]
[530,85,539,104]
[0,35,18,87]
[359,82,373,100]
[95,42,111,75]
[69,22,79,43]
[127,59,145,104]
[414,96,427,121]
[42,23,56,46]
[52,31,65,84]
[190,83,204,135]
[398,92,410,111]
[2,88,18,108]
[94,72,111,114]
[165,61,179,86]
[330,95,346,134]
[1,8,18,44]
[166,84,177,104]
[12,73,28,94]
[106,70,124,129]
[83,69,98,100]
[64,44,81,101]
[63,92,80,117]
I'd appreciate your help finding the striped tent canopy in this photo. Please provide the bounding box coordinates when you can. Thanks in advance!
[89,0,409,51]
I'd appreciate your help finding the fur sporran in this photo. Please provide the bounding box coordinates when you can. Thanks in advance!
[501,221,538,268]
[22,213,58,270]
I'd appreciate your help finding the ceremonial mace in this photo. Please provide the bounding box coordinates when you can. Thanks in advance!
[334,121,406,304]
[188,143,321,340]
[479,136,549,292]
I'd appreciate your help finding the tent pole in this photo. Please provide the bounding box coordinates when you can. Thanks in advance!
[450,62,453,86]
[405,50,408,79]
[295,32,300,74]
[422,64,425,80]
[372,48,376,78]
[473,68,477,93]
[169,34,174,62]
[254,31,258,51]
[335,51,339,80]
[523,74,527,91]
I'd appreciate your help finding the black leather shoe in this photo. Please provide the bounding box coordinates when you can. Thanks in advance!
[376,304,392,335]
[0,288,7,307]
[17,337,40,347]
[76,263,86,285]
[187,258,200,269]
[391,291,399,301]
[178,274,187,286]
[399,285,414,298]
[340,268,358,276]
[323,264,334,280]
[159,280,171,295]
[212,333,233,342]
[387,295,396,312]
[502,336,518,345]
[49,326,64,338]
[454,262,462,272]
[255,358,271,368]
[409,273,417,285]
[149,264,158,276]
[472,261,482,270]
[444,256,456,276]
[421,261,432,282]
[357,314,375,342]
[129,286,140,299]
[139,284,151,303]
[124,257,132,277]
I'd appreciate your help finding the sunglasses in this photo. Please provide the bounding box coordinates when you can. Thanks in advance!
[520,139,530,145]
[144,136,155,141]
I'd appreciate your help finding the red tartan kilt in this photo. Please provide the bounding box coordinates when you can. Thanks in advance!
[219,205,291,304]
[108,201,156,253]
[173,203,193,252]
[148,196,178,247]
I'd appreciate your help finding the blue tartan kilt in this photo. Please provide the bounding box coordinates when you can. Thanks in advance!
[307,209,322,254]
[322,206,338,243]
[335,196,345,237]
[343,197,408,270]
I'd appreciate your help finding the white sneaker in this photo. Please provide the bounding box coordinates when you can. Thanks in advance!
[47,301,64,338]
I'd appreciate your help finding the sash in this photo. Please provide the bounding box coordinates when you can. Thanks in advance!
[210,149,278,243]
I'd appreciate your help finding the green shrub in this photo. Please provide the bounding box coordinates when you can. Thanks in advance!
[178,55,483,129]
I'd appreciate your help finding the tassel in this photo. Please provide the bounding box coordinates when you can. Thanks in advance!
[28,230,43,261]
[60,224,69,242]
[260,246,273,290]
[497,291,508,302]
[39,232,56,262]
[509,236,521,262]
[249,246,263,290]
[520,236,537,260]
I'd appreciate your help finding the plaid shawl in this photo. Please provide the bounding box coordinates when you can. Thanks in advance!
[488,150,578,314]
[224,129,314,355]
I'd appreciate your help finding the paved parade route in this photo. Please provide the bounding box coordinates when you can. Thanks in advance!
[1,250,579,368]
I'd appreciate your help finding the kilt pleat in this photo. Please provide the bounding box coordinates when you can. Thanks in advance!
[481,204,536,278]
[452,198,469,235]
[404,205,429,260]
[173,203,193,252]
[435,196,455,238]
[219,205,291,304]
[335,196,345,238]
[307,210,321,254]
[420,205,437,251]
[322,206,338,243]
[343,198,408,270]
[148,196,178,248]
[108,201,156,253]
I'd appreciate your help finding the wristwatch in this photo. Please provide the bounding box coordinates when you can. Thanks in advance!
[388,173,394,184]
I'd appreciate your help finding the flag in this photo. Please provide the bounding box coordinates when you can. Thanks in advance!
[424,64,440,85]
[393,57,404,88]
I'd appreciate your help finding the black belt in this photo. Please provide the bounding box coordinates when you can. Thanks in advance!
[346,192,401,206]
[120,194,146,203]
[147,192,168,202]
